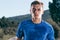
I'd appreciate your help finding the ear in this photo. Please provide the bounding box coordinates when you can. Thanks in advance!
[30,8,32,14]
[30,9,31,12]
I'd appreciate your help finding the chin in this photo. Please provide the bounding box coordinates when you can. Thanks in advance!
[35,17,40,19]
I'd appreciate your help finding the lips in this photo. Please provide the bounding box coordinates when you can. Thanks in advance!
[34,14,39,16]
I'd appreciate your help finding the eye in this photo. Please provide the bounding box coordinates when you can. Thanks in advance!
[38,9,41,11]
[33,8,36,11]
[32,8,36,12]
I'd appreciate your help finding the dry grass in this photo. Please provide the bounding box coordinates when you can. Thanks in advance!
[2,34,15,40]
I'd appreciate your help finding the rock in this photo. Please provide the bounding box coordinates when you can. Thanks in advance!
[8,36,17,40]
[8,36,24,40]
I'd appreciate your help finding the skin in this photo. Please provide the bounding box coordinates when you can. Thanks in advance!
[16,4,44,40]
[16,38,21,40]
[30,4,44,24]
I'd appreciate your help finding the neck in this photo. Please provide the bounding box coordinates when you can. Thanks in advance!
[32,18,42,24]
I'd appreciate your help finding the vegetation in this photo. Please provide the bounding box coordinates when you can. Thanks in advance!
[0,16,18,40]
[0,10,60,40]
[49,0,60,38]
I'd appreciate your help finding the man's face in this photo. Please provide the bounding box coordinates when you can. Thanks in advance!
[30,4,44,19]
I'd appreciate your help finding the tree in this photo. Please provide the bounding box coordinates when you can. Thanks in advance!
[49,0,60,38]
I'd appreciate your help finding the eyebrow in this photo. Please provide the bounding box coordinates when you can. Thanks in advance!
[32,8,41,9]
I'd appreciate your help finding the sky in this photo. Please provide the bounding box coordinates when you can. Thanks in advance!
[0,0,52,18]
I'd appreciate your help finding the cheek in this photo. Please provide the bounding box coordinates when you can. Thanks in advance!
[30,10,33,14]
[31,13,34,16]
[30,13,34,18]
[40,10,44,15]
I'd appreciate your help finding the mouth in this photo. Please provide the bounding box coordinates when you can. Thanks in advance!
[34,14,39,16]
[34,15,39,17]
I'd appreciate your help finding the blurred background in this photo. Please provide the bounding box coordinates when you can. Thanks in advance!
[0,0,60,40]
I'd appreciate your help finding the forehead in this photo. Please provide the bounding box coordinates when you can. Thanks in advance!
[31,4,42,9]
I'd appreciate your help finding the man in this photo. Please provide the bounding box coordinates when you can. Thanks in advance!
[16,1,55,40]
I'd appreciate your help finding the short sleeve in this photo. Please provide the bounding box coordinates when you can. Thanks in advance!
[16,22,24,38]
[47,26,55,40]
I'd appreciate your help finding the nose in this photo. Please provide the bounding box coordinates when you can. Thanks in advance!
[34,10,38,14]
[33,10,39,16]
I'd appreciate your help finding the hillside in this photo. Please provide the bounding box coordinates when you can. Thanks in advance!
[0,10,60,40]
[8,10,51,22]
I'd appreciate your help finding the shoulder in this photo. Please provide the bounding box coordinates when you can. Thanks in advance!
[42,20,54,31]
[19,19,31,25]
[17,19,31,30]
[42,20,52,27]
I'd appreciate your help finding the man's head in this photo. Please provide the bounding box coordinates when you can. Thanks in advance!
[30,1,44,19]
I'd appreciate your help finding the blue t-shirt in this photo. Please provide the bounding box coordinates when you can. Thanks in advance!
[16,19,55,40]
